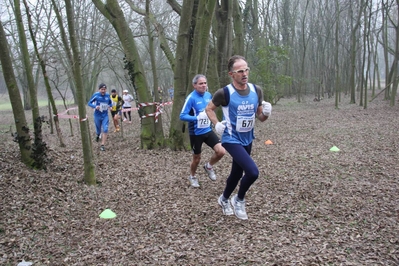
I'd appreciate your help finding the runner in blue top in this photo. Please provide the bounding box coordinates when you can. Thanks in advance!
[88,83,112,151]
[180,74,226,188]
[205,55,272,220]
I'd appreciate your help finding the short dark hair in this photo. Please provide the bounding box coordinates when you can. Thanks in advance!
[98,83,106,89]
[228,55,247,72]
[111,89,116,93]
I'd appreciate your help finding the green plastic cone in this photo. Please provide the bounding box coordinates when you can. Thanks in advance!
[329,146,340,152]
[99,209,116,219]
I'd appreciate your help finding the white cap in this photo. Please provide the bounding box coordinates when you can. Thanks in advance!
[123,90,128,93]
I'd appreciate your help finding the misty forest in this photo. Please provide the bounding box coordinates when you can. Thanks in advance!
[0,0,398,265]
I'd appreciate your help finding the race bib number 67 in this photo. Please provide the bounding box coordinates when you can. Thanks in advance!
[236,114,255,132]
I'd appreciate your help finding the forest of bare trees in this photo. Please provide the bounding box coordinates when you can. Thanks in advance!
[0,0,398,181]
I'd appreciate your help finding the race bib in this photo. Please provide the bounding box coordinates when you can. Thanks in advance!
[99,103,109,112]
[236,114,255,132]
[197,116,211,129]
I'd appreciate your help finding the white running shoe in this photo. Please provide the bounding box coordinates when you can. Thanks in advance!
[203,163,216,181]
[218,195,233,215]
[188,176,200,188]
[230,194,248,220]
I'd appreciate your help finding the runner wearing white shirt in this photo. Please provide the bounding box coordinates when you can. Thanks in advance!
[122,89,134,123]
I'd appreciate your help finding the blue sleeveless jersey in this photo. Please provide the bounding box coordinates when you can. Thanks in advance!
[221,83,258,146]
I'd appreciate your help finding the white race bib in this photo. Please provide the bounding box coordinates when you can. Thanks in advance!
[197,116,211,128]
[99,103,109,112]
[236,114,255,132]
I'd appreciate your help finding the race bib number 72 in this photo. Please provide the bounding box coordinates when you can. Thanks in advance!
[197,117,210,128]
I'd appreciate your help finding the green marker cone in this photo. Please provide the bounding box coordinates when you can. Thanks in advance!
[99,209,116,219]
[330,146,340,152]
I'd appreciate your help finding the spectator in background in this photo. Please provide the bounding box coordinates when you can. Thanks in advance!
[88,83,112,151]
[168,86,174,101]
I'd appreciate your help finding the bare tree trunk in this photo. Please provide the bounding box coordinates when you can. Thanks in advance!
[65,0,96,185]
[280,0,296,97]
[359,2,367,107]
[232,0,244,55]
[144,0,164,146]
[215,0,233,87]
[14,0,47,169]
[349,0,364,104]
[382,1,391,100]
[363,2,372,109]
[188,0,216,77]
[169,0,195,150]
[298,0,310,103]
[334,0,340,109]
[389,0,399,106]
[371,29,379,98]
[23,0,66,147]
[0,22,34,167]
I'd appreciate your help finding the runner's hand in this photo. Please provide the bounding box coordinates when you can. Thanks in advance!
[215,121,227,135]
[262,101,272,116]
[197,111,208,120]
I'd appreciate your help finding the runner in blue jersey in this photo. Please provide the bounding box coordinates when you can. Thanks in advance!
[88,83,112,151]
[205,55,272,220]
[180,74,226,188]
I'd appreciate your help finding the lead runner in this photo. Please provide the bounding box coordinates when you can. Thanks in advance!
[205,55,272,220]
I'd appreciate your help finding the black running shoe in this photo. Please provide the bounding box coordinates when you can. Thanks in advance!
[96,135,100,142]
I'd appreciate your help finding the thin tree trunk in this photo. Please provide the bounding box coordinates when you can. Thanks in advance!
[359,2,367,107]
[23,0,66,147]
[168,0,195,150]
[14,0,47,169]
[0,22,34,167]
[390,0,399,106]
[298,0,310,103]
[364,3,372,109]
[65,0,96,184]
[382,1,390,100]
[349,0,363,104]
[335,0,340,109]
[145,0,164,146]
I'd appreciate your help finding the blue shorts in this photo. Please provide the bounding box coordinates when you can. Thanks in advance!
[94,113,109,134]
